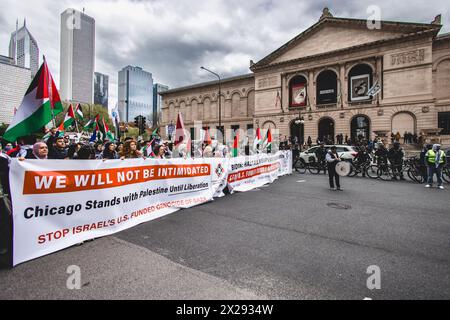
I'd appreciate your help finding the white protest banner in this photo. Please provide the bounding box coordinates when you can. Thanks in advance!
[9,158,213,266]
[277,150,293,177]
[208,157,229,198]
[227,153,281,193]
[9,151,292,266]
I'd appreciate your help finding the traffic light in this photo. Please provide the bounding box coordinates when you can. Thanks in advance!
[140,117,146,135]
[134,116,140,128]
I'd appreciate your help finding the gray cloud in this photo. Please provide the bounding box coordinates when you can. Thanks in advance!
[0,0,449,111]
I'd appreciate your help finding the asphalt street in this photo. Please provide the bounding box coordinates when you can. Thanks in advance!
[0,173,449,300]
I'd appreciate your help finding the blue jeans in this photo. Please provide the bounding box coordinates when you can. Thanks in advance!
[427,166,443,186]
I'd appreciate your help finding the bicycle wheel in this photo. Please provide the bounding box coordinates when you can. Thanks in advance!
[308,162,321,175]
[294,159,307,174]
[366,165,379,179]
[378,166,393,181]
[443,167,450,183]
[348,163,358,177]
[407,167,423,183]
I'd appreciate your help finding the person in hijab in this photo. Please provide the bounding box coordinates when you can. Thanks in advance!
[102,142,119,160]
[31,142,49,159]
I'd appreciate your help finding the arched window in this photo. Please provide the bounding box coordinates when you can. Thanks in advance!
[289,75,307,108]
[318,117,335,144]
[392,112,416,136]
[351,115,371,141]
[316,70,337,105]
[348,64,373,102]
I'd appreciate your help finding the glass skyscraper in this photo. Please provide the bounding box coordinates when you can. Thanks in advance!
[94,72,109,109]
[9,19,39,78]
[118,66,153,124]
[153,83,169,127]
[60,8,95,104]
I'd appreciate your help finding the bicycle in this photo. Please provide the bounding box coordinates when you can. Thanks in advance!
[441,165,450,183]
[405,157,425,183]
[347,159,371,177]
[294,156,324,175]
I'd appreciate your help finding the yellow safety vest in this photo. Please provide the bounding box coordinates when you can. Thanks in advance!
[426,150,445,164]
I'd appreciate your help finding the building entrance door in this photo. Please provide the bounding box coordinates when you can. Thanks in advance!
[318,118,335,144]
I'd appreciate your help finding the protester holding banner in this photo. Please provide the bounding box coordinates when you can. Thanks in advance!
[120,140,143,159]
[29,142,49,160]
[48,136,69,160]
[102,142,119,160]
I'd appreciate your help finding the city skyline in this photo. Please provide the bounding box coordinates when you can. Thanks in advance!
[60,8,95,104]
[9,19,39,78]
[0,0,449,112]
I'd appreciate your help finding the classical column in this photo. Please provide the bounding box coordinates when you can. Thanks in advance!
[339,63,347,109]
[308,70,315,111]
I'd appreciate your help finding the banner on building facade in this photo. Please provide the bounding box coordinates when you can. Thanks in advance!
[350,74,371,101]
[9,151,292,266]
[291,83,307,107]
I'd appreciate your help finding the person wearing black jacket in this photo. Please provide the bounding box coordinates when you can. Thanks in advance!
[315,143,328,174]
[354,146,371,177]
[48,136,68,160]
[419,144,432,182]
[388,142,405,180]
[326,146,342,191]
[0,153,12,266]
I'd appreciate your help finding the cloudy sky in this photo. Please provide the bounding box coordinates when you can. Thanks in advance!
[1,0,449,111]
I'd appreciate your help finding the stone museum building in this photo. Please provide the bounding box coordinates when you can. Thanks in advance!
[160,8,450,146]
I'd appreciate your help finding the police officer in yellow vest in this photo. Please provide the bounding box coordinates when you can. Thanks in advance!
[425,144,447,189]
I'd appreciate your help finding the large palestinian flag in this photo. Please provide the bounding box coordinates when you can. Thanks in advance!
[3,60,63,142]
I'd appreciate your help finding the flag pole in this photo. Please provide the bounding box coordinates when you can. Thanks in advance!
[43,56,56,128]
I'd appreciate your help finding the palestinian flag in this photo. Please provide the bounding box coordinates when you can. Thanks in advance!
[90,116,100,142]
[263,128,272,154]
[174,112,185,147]
[232,132,239,157]
[102,117,115,141]
[142,140,155,158]
[3,60,63,142]
[151,128,159,139]
[75,104,83,120]
[253,127,261,153]
[62,104,75,129]
[83,114,99,131]
[186,137,192,158]
[203,127,212,146]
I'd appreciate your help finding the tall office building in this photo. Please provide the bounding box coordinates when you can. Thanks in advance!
[94,72,108,109]
[153,83,169,127]
[60,8,95,104]
[118,66,153,124]
[0,55,31,124]
[9,19,39,78]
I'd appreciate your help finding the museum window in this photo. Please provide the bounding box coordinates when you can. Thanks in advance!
[231,125,240,133]
[316,70,337,105]
[348,64,373,102]
[438,112,450,135]
[289,75,308,108]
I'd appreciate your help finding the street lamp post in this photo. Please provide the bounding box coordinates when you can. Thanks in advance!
[200,66,223,143]
[295,109,305,150]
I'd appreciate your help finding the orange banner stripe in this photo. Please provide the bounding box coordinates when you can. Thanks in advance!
[227,163,279,183]
[23,164,211,195]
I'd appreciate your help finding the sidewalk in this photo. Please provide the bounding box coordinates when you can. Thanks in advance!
[0,237,262,300]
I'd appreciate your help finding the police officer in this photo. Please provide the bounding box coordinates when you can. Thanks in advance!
[315,143,328,174]
[425,144,447,189]
[388,142,405,181]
